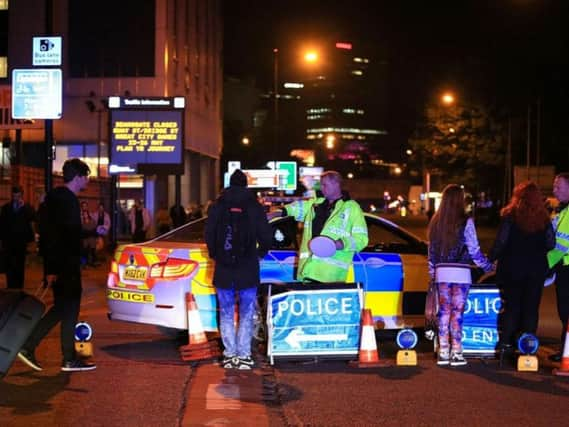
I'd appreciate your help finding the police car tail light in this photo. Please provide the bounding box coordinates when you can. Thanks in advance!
[107,261,119,288]
[150,258,198,279]
[107,272,118,288]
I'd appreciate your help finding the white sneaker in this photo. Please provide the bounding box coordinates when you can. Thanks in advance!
[450,352,467,367]
[437,350,450,366]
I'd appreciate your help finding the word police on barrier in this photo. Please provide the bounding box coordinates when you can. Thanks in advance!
[267,283,362,360]
[462,286,502,355]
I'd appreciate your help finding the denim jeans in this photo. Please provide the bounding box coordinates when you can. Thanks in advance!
[216,286,257,358]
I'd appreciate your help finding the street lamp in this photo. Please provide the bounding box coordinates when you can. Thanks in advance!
[273,47,279,162]
[441,92,455,105]
[272,47,320,164]
[304,51,318,63]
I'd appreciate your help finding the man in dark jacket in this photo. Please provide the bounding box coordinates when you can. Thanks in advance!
[18,158,96,373]
[205,169,272,370]
[0,185,35,289]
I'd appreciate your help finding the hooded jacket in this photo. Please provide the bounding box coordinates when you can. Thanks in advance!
[205,186,272,289]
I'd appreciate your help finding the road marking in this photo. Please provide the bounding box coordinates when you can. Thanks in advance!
[206,384,241,410]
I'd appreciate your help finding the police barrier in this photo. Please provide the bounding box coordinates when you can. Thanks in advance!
[462,286,502,355]
[266,282,362,364]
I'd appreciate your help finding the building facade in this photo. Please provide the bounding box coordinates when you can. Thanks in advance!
[0,0,222,235]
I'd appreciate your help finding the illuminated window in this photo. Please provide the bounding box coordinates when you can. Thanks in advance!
[306,108,331,114]
[284,82,304,89]
[0,57,7,78]
[351,70,363,76]
[0,0,7,10]
[307,127,387,136]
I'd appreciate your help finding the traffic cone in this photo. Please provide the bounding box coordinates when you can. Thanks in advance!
[349,309,390,368]
[179,293,220,361]
[553,322,569,377]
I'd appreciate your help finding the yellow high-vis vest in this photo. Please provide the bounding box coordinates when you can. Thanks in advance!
[285,197,368,282]
[548,206,569,268]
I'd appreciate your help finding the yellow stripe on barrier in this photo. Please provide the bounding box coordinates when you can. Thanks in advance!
[365,291,402,317]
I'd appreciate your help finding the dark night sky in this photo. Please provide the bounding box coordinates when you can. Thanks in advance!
[223,0,569,168]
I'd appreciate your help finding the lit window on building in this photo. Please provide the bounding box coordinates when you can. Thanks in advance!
[0,57,6,78]
[0,0,7,10]
[306,108,331,114]
[351,70,364,76]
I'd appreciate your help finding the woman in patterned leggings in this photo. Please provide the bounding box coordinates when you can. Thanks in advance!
[428,184,494,367]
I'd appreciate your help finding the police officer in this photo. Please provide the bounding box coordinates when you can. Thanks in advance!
[548,172,569,362]
[271,170,368,283]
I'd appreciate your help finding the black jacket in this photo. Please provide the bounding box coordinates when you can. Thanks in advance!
[0,201,35,252]
[205,186,272,290]
[43,187,82,280]
[490,215,555,284]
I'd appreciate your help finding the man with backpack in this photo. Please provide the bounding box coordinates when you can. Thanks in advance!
[205,169,272,369]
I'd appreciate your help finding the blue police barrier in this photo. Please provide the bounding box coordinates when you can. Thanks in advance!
[266,283,362,363]
[462,286,502,355]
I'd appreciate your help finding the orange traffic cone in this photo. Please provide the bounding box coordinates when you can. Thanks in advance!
[349,309,390,368]
[553,322,569,376]
[179,293,220,361]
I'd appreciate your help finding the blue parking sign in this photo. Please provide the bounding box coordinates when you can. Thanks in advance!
[267,285,362,361]
[12,69,62,119]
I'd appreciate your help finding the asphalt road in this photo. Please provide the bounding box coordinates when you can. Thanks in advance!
[1,214,568,427]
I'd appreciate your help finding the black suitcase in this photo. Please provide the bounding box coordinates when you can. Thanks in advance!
[0,289,46,379]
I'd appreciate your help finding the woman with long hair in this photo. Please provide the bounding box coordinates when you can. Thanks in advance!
[428,184,493,367]
[490,181,555,358]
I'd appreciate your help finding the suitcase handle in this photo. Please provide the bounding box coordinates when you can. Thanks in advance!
[34,279,51,302]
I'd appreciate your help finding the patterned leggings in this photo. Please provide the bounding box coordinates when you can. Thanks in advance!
[437,282,470,353]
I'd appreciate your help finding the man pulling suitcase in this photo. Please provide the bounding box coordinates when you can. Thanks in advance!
[17,158,96,373]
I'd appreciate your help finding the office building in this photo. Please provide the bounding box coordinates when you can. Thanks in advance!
[0,0,222,226]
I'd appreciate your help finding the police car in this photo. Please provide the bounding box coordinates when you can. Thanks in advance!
[107,213,429,333]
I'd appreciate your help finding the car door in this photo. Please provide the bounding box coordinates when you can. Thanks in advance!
[354,215,428,328]
[261,216,299,283]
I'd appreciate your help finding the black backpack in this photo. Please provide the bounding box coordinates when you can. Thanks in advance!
[214,201,252,266]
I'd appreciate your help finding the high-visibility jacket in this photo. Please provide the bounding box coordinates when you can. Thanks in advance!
[285,197,368,282]
[548,205,569,267]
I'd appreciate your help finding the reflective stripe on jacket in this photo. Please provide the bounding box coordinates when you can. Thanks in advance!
[285,197,368,282]
[548,206,569,267]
